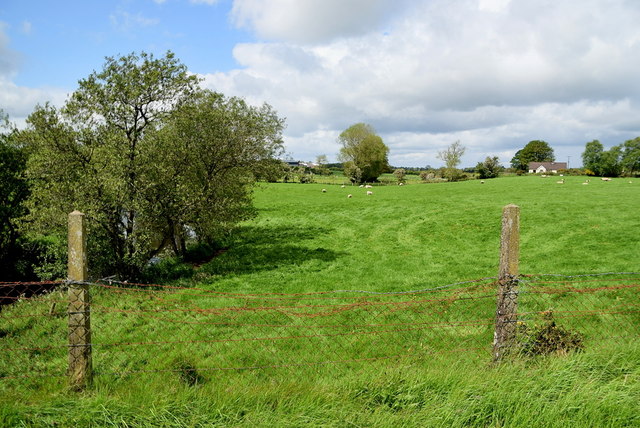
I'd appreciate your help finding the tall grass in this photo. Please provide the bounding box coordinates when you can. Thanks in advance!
[1,176,639,427]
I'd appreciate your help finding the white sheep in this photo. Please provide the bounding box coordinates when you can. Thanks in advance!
[366,191,373,196]
[556,179,565,184]
[359,184,364,188]
[347,194,353,198]
[365,185,373,188]
[341,185,346,188]
[398,182,404,186]
[321,188,327,193]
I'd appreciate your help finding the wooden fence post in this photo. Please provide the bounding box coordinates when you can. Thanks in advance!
[493,204,520,362]
[68,210,92,389]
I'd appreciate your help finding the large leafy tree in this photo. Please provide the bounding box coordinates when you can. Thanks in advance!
[581,140,623,177]
[511,140,555,171]
[141,91,285,256]
[0,113,31,278]
[337,123,389,183]
[21,51,285,279]
[582,140,605,175]
[620,137,640,175]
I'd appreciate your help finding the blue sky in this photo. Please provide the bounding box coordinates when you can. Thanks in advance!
[2,0,247,88]
[2,0,640,167]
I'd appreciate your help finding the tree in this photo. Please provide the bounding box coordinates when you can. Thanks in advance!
[582,140,604,175]
[476,156,503,179]
[0,114,31,279]
[22,52,285,279]
[581,140,622,177]
[393,168,407,183]
[337,123,389,183]
[437,140,466,182]
[511,140,555,171]
[620,137,640,176]
[314,154,331,176]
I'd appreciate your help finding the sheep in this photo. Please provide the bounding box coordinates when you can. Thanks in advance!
[398,182,404,186]
[321,188,327,193]
[359,185,364,188]
[347,194,353,198]
[480,180,485,184]
[366,191,373,196]
[556,179,565,184]
[341,185,346,188]
[365,185,373,188]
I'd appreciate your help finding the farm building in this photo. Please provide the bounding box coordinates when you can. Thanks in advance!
[528,162,567,174]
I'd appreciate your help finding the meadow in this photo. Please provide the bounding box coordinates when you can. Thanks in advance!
[1,175,639,427]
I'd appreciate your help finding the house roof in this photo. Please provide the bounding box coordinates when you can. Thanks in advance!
[528,162,568,170]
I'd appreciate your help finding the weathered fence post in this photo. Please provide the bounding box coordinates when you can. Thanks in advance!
[68,210,92,389]
[493,204,520,362]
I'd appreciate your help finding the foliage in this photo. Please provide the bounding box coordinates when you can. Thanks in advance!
[511,140,555,171]
[393,168,406,183]
[337,123,389,183]
[0,127,30,278]
[475,156,503,179]
[20,52,284,279]
[295,166,315,183]
[620,137,640,176]
[581,140,622,177]
[343,162,363,184]
[437,141,466,181]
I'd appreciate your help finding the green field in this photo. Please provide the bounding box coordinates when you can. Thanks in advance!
[1,176,639,427]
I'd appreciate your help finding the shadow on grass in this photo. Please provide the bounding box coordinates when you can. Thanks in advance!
[200,224,343,276]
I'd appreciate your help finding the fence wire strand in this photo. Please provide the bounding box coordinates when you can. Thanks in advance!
[1,272,639,382]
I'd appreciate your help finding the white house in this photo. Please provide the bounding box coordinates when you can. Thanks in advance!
[528,162,568,174]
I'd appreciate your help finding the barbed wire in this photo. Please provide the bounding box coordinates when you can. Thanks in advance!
[2,271,639,381]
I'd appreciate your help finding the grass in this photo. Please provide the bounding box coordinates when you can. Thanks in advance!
[1,175,639,427]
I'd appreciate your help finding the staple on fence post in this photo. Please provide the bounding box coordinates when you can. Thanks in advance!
[68,210,92,389]
[493,204,520,362]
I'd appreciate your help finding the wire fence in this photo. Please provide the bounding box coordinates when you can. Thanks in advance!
[1,272,639,384]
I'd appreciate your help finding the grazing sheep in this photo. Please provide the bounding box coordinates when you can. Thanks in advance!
[321,188,327,193]
[601,177,612,181]
[629,181,633,184]
[480,180,485,184]
[398,182,404,186]
[359,185,364,188]
[341,185,346,188]
[347,194,353,198]
[365,185,373,188]
[556,179,565,184]
[366,191,373,196]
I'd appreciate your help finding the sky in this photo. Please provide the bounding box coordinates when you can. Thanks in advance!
[2,0,640,168]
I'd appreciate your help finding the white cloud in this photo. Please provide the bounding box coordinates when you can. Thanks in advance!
[0,78,68,127]
[230,0,404,44]
[200,0,640,166]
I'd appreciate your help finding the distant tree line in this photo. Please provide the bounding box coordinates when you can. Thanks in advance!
[582,138,640,177]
